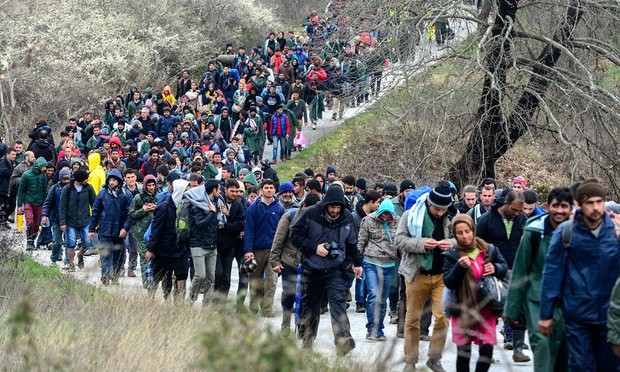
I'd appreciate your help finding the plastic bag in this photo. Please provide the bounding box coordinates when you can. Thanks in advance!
[293,131,307,148]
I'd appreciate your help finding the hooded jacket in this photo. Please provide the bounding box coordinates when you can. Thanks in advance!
[41,180,68,224]
[89,169,131,237]
[17,157,48,206]
[0,155,16,195]
[147,179,189,257]
[88,152,107,195]
[357,199,399,266]
[217,194,245,251]
[127,175,158,237]
[59,179,96,228]
[184,185,219,249]
[29,139,56,162]
[244,170,259,187]
[290,187,363,270]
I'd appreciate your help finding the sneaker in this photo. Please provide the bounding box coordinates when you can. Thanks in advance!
[335,336,355,356]
[83,249,98,256]
[332,113,337,120]
[67,263,75,272]
[420,334,431,341]
[366,333,377,341]
[426,359,446,372]
[356,305,366,313]
[26,243,36,251]
[523,343,529,350]
[513,351,531,363]
[402,362,416,372]
[345,289,352,302]
[110,277,120,285]
[128,270,136,277]
[101,276,110,286]
[312,123,317,130]
[389,310,398,324]
[504,341,514,350]
[270,159,277,165]
[62,264,71,270]
[46,243,53,250]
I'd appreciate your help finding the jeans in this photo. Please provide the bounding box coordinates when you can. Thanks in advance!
[36,224,53,246]
[272,135,286,161]
[65,225,93,250]
[364,262,394,336]
[404,273,448,364]
[355,275,367,307]
[99,236,124,278]
[214,246,235,298]
[119,234,138,270]
[50,222,63,262]
[281,265,298,312]
[189,247,218,305]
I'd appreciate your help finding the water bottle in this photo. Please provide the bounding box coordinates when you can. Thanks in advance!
[145,261,154,290]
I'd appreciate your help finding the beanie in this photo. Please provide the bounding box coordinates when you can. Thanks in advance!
[354,178,366,191]
[326,165,336,175]
[278,181,295,195]
[512,176,527,189]
[74,169,89,182]
[575,179,606,205]
[428,185,453,209]
[59,169,72,179]
[399,179,416,193]
[204,179,220,195]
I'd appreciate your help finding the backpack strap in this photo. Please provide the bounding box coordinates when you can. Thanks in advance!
[561,218,574,249]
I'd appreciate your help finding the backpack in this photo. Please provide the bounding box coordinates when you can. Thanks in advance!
[404,185,432,211]
[176,199,192,244]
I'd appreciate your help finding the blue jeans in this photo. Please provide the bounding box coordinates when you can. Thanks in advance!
[355,275,367,307]
[281,266,298,312]
[272,135,286,160]
[50,222,63,262]
[99,236,124,278]
[65,225,93,250]
[364,262,394,336]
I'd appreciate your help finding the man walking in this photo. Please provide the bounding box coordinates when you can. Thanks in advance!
[17,156,48,250]
[127,175,158,285]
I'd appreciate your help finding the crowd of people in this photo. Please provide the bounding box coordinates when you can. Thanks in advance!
[1,10,620,372]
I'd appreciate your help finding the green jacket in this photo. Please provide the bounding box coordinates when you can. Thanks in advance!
[608,276,620,344]
[17,157,49,206]
[202,162,219,181]
[284,108,301,150]
[127,189,157,237]
[504,214,551,318]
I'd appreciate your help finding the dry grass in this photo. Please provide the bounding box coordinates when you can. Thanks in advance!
[0,240,350,371]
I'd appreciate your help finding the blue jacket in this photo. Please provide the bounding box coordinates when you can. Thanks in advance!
[540,210,620,324]
[157,115,179,139]
[89,169,131,237]
[243,197,285,253]
[41,181,66,224]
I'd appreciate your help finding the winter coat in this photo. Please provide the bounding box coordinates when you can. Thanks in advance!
[184,186,219,250]
[217,197,245,250]
[28,139,56,162]
[267,113,290,137]
[127,175,157,237]
[17,157,49,206]
[290,187,363,270]
[244,197,285,253]
[89,169,131,237]
[41,181,66,224]
[608,276,620,345]
[540,211,620,324]
[357,200,399,266]
[59,180,96,228]
[476,204,527,268]
[270,208,303,270]
[395,206,453,283]
[0,155,16,195]
[157,115,179,139]
[87,152,107,195]
[286,99,308,123]
[147,194,181,257]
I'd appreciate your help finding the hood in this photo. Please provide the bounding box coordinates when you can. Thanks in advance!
[88,152,101,170]
[321,186,347,211]
[163,85,172,94]
[33,157,48,172]
[142,174,157,190]
[106,168,124,186]
[109,136,122,148]
[243,172,258,186]
[183,185,211,212]
[130,82,138,90]
[171,179,190,207]
[374,199,395,220]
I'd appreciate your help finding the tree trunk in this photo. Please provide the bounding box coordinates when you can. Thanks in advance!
[449,0,584,187]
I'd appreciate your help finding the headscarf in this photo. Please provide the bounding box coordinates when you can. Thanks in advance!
[451,214,491,327]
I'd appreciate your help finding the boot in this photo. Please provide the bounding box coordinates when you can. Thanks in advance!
[77,247,85,269]
[281,309,292,334]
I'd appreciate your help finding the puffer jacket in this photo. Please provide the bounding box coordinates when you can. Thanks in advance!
[0,155,16,195]
[89,169,131,237]
[17,157,48,206]
[59,180,96,228]
[541,211,620,324]
[127,175,157,237]
[357,199,399,266]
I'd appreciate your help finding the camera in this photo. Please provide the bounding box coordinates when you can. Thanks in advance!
[240,257,258,274]
[325,241,340,259]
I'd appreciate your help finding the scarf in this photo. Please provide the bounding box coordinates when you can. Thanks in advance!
[406,193,435,270]
[452,214,490,328]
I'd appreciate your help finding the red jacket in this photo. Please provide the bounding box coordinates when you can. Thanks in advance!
[306,67,327,82]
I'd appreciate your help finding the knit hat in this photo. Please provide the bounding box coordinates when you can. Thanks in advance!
[166,172,181,183]
[326,165,336,175]
[239,168,250,177]
[575,179,606,205]
[59,169,72,179]
[148,131,157,138]
[74,169,89,182]
[428,185,454,209]
[512,176,527,189]
[204,179,220,194]
[399,179,416,193]
[355,178,367,191]
[278,181,295,195]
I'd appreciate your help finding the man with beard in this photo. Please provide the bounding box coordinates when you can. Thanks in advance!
[0,148,17,228]
[505,187,573,371]
[128,175,158,285]
[540,180,620,371]
[467,185,496,225]
[277,181,298,209]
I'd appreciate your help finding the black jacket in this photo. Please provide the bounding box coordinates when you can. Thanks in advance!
[290,187,363,270]
[184,186,219,250]
[147,195,181,257]
[59,181,97,227]
[217,198,245,250]
[475,205,526,268]
[29,139,56,162]
[0,155,15,195]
